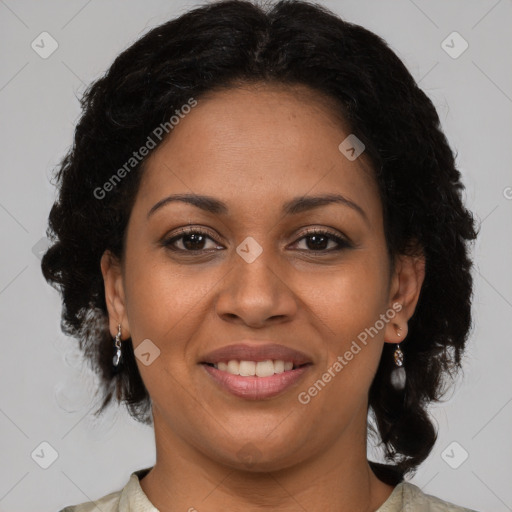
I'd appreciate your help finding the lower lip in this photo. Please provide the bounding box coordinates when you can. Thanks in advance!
[201,364,311,400]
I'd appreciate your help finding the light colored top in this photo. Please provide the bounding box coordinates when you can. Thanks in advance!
[58,467,480,512]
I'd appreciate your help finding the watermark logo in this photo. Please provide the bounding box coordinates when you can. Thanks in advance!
[236,442,263,468]
[236,236,263,263]
[31,32,58,59]
[32,236,50,260]
[31,441,59,469]
[441,31,468,59]
[134,339,161,366]
[338,134,365,161]
[441,441,469,469]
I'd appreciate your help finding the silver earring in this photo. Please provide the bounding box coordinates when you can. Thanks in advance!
[113,324,122,367]
[390,328,406,390]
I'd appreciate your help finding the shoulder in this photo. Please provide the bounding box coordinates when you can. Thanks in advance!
[57,467,155,512]
[398,481,480,512]
[57,488,121,512]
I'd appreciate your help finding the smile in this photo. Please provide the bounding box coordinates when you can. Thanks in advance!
[201,360,311,400]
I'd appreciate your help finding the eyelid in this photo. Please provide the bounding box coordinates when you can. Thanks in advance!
[170,226,219,239]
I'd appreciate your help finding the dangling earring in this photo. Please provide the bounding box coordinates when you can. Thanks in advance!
[113,323,122,368]
[390,327,406,390]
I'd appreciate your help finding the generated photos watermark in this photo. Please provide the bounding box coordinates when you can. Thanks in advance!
[297,302,403,405]
[93,97,198,200]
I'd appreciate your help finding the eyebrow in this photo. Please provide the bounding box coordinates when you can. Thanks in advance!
[147,192,368,223]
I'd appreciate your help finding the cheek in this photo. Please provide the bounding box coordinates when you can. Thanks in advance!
[121,254,205,411]
[123,246,212,340]
[308,254,390,337]
[303,252,390,393]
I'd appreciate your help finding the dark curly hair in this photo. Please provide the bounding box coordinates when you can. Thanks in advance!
[41,0,478,480]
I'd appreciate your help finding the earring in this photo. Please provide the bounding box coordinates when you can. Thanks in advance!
[390,327,406,390]
[113,323,122,368]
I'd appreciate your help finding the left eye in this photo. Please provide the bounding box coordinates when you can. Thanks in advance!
[293,230,349,252]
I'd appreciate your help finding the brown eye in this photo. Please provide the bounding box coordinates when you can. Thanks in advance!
[179,233,208,251]
[163,229,223,252]
[294,229,351,252]
[303,233,330,251]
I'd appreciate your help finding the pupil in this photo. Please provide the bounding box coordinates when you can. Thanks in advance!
[307,234,328,250]
[183,233,205,250]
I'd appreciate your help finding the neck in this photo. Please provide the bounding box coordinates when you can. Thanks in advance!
[140,407,395,512]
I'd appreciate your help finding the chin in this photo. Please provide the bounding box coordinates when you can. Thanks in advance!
[204,437,310,473]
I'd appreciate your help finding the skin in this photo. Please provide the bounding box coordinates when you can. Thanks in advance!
[101,82,425,512]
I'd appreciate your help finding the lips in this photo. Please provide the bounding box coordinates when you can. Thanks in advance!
[199,342,313,400]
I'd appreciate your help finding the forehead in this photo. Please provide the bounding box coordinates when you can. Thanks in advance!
[135,83,379,221]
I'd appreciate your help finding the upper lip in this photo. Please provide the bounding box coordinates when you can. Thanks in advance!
[200,342,312,365]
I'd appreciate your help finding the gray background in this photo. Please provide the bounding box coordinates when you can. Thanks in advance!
[1,0,511,511]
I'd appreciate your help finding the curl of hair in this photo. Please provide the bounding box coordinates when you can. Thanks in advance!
[41,0,478,479]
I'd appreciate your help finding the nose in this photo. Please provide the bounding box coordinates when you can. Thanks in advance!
[214,241,298,328]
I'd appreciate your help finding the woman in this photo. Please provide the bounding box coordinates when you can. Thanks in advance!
[42,0,480,510]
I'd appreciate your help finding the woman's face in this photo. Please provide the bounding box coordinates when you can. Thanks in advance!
[102,83,422,471]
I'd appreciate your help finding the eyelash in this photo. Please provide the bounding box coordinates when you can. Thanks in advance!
[161,227,351,254]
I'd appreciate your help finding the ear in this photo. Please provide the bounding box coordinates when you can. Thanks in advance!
[100,250,130,339]
[384,247,425,344]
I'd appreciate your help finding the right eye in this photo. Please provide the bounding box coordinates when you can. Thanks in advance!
[161,228,224,253]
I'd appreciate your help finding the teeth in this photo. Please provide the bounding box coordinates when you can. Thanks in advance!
[239,360,256,376]
[255,360,274,377]
[213,359,298,376]
[273,360,284,373]
[227,360,239,375]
